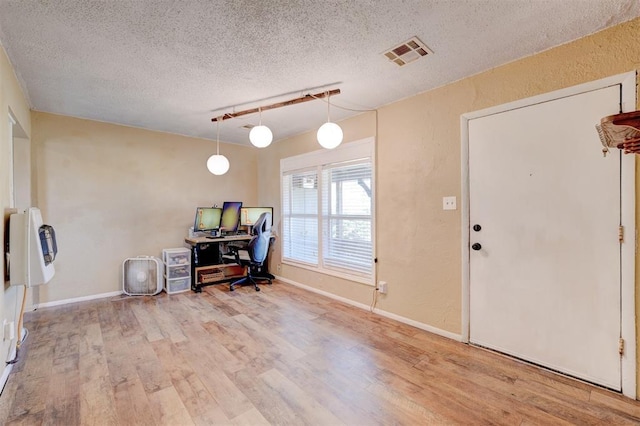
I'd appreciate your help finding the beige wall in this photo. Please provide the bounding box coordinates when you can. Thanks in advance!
[32,112,258,303]
[260,19,640,338]
[0,43,30,364]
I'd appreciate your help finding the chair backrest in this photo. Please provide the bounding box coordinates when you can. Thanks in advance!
[251,211,271,236]
[248,212,272,264]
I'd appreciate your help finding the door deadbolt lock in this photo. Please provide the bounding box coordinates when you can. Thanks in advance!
[471,243,482,251]
[473,224,482,232]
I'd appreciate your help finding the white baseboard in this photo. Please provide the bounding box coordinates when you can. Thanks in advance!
[30,280,463,340]
[34,290,123,310]
[276,276,463,342]
[1,327,27,396]
[0,363,14,397]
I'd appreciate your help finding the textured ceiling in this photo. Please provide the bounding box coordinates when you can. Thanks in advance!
[0,0,639,145]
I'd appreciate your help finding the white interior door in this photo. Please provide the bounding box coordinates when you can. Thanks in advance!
[468,85,622,390]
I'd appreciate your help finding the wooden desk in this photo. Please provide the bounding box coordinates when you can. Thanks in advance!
[184,235,252,292]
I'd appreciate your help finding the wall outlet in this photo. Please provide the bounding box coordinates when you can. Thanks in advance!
[443,196,457,210]
[276,264,282,272]
[377,281,388,294]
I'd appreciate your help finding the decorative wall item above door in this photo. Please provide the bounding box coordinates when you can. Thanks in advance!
[596,110,640,155]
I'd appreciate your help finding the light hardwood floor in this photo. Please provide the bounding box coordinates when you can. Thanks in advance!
[1,281,640,425]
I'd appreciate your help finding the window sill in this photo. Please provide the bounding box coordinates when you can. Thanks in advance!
[282,259,374,286]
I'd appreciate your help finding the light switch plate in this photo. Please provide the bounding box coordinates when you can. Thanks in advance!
[443,196,457,210]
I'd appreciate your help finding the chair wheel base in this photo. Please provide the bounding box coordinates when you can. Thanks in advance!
[229,270,271,292]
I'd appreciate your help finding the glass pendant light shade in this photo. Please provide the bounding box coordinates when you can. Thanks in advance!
[208,118,229,175]
[317,122,343,149]
[317,93,343,149]
[207,154,230,175]
[249,125,273,148]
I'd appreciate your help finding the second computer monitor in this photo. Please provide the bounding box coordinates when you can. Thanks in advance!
[220,201,242,233]
[241,207,274,226]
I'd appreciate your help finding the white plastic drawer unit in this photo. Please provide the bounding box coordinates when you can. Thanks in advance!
[165,264,190,279]
[162,248,191,266]
[165,277,190,294]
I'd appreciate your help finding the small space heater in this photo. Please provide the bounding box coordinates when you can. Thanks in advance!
[9,207,57,287]
[122,256,162,296]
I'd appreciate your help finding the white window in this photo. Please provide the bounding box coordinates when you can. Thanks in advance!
[281,138,375,284]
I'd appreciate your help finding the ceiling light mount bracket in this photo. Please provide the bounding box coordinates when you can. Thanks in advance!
[211,89,341,122]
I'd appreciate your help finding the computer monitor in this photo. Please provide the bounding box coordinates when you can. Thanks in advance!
[240,207,274,226]
[220,201,242,233]
[193,207,222,234]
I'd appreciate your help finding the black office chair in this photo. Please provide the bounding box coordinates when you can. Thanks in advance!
[228,212,272,292]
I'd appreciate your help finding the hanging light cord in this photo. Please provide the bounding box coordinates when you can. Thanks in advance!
[326,91,331,122]
[216,117,221,155]
[310,91,381,310]
[310,92,376,114]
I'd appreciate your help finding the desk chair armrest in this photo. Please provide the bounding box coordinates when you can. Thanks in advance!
[227,241,248,250]
[222,243,251,264]
[221,243,241,264]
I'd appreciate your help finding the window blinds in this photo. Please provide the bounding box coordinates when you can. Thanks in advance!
[281,141,374,281]
[321,160,372,276]
[282,169,319,265]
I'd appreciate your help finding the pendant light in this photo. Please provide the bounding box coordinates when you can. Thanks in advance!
[317,92,343,149]
[207,118,230,175]
[249,107,273,148]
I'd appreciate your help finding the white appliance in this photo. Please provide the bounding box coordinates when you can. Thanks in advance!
[9,207,57,287]
[122,256,163,296]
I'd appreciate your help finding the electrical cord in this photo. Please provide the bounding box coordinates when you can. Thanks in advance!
[7,286,28,365]
[312,92,382,313]
[6,328,28,365]
[308,91,377,114]
[370,285,379,313]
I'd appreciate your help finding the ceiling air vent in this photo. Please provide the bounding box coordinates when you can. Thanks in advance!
[383,37,433,67]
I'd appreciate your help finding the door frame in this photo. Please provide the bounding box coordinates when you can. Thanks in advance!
[460,71,637,398]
